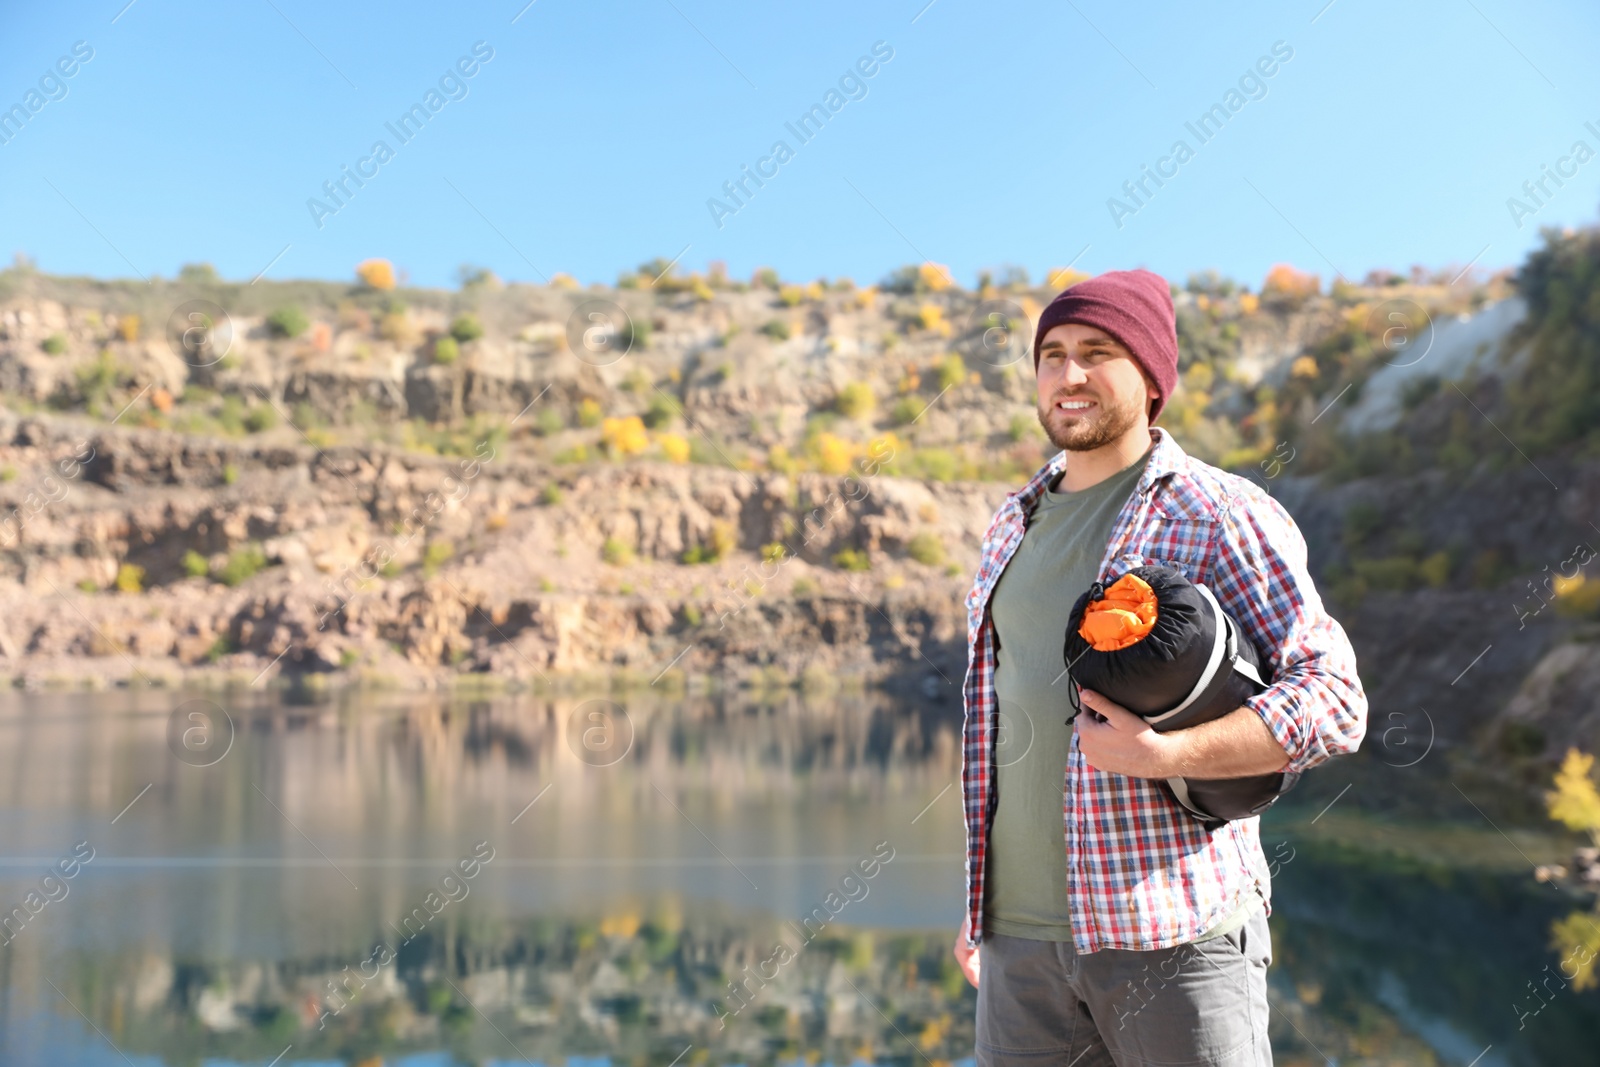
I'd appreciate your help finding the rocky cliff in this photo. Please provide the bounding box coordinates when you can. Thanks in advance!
[0,260,1596,807]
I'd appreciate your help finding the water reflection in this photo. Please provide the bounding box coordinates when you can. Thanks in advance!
[0,688,1595,1066]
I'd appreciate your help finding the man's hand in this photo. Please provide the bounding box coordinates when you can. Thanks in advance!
[953,914,980,988]
[1075,687,1293,779]
[1074,688,1179,779]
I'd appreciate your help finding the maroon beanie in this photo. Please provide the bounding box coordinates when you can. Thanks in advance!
[1032,268,1180,424]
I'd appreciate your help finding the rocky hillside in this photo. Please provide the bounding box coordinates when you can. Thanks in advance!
[1,247,1598,814]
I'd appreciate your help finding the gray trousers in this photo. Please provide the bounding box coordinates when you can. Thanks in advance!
[975,899,1272,1067]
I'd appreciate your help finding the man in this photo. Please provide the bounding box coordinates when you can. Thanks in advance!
[951,269,1368,1066]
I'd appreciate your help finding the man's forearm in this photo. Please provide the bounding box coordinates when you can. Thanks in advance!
[1162,705,1290,778]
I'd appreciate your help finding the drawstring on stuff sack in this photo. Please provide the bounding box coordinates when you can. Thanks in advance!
[1062,579,1105,726]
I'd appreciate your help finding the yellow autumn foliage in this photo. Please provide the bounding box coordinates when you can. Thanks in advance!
[1047,267,1089,290]
[601,415,649,456]
[917,304,951,336]
[356,259,396,290]
[1550,909,1600,991]
[658,432,690,463]
[598,910,641,938]
[918,262,954,291]
[1263,263,1320,301]
[812,432,856,475]
[1547,749,1600,841]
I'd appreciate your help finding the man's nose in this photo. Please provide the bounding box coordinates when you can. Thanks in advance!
[1061,356,1091,387]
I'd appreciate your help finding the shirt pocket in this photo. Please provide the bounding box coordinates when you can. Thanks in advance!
[1138,518,1216,585]
[1105,555,1197,589]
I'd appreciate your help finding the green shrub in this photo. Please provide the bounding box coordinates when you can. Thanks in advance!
[890,396,921,426]
[1351,555,1421,591]
[535,406,565,436]
[833,548,871,572]
[1400,374,1442,412]
[540,483,564,506]
[181,550,209,578]
[644,391,681,429]
[1498,721,1546,758]
[913,448,960,482]
[1341,502,1384,550]
[433,336,460,364]
[266,306,309,338]
[554,444,590,464]
[907,531,945,566]
[422,539,454,576]
[218,394,247,435]
[222,463,238,485]
[244,405,277,434]
[620,317,651,350]
[1418,549,1452,587]
[602,537,634,566]
[683,521,736,564]
[74,350,124,412]
[760,319,791,341]
[216,542,268,586]
[115,562,145,594]
[1469,547,1516,588]
[1503,226,1600,453]
[836,382,876,419]
[1186,270,1236,297]
[792,577,819,596]
[41,333,66,355]
[449,313,484,342]
[936,353,967,392]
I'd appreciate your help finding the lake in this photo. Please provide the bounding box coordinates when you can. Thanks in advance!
[0,686,1595,1066]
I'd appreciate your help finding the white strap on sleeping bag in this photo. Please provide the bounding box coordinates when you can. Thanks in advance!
[1164,776,1216,823]
[1145,582,1229,726]
[1146,583,1267,727]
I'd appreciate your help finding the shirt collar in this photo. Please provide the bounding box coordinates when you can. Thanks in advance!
[1011,426,1187,516]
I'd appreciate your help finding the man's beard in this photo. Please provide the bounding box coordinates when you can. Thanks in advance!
[1036,389,1142,452]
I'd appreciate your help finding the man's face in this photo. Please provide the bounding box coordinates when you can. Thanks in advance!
[1035,322,1154,452]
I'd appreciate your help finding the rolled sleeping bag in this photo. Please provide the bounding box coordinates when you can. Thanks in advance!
[1060,564,1300,827]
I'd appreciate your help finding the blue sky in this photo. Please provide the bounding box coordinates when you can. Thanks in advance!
[2,0,1597,291]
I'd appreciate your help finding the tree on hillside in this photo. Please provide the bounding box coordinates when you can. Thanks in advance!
[1505,226,1600,454]
[1545,748,1600,990]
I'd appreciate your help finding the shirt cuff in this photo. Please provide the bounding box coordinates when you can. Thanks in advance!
[1244,684,1309,775]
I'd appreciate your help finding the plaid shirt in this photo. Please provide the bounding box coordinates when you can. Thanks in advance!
[961,426,1368,953]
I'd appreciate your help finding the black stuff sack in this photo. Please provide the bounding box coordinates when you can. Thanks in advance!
[1060,564,1300,828]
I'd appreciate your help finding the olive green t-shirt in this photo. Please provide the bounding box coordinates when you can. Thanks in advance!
[982,441,1258,943]
[983,445,1152,941]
